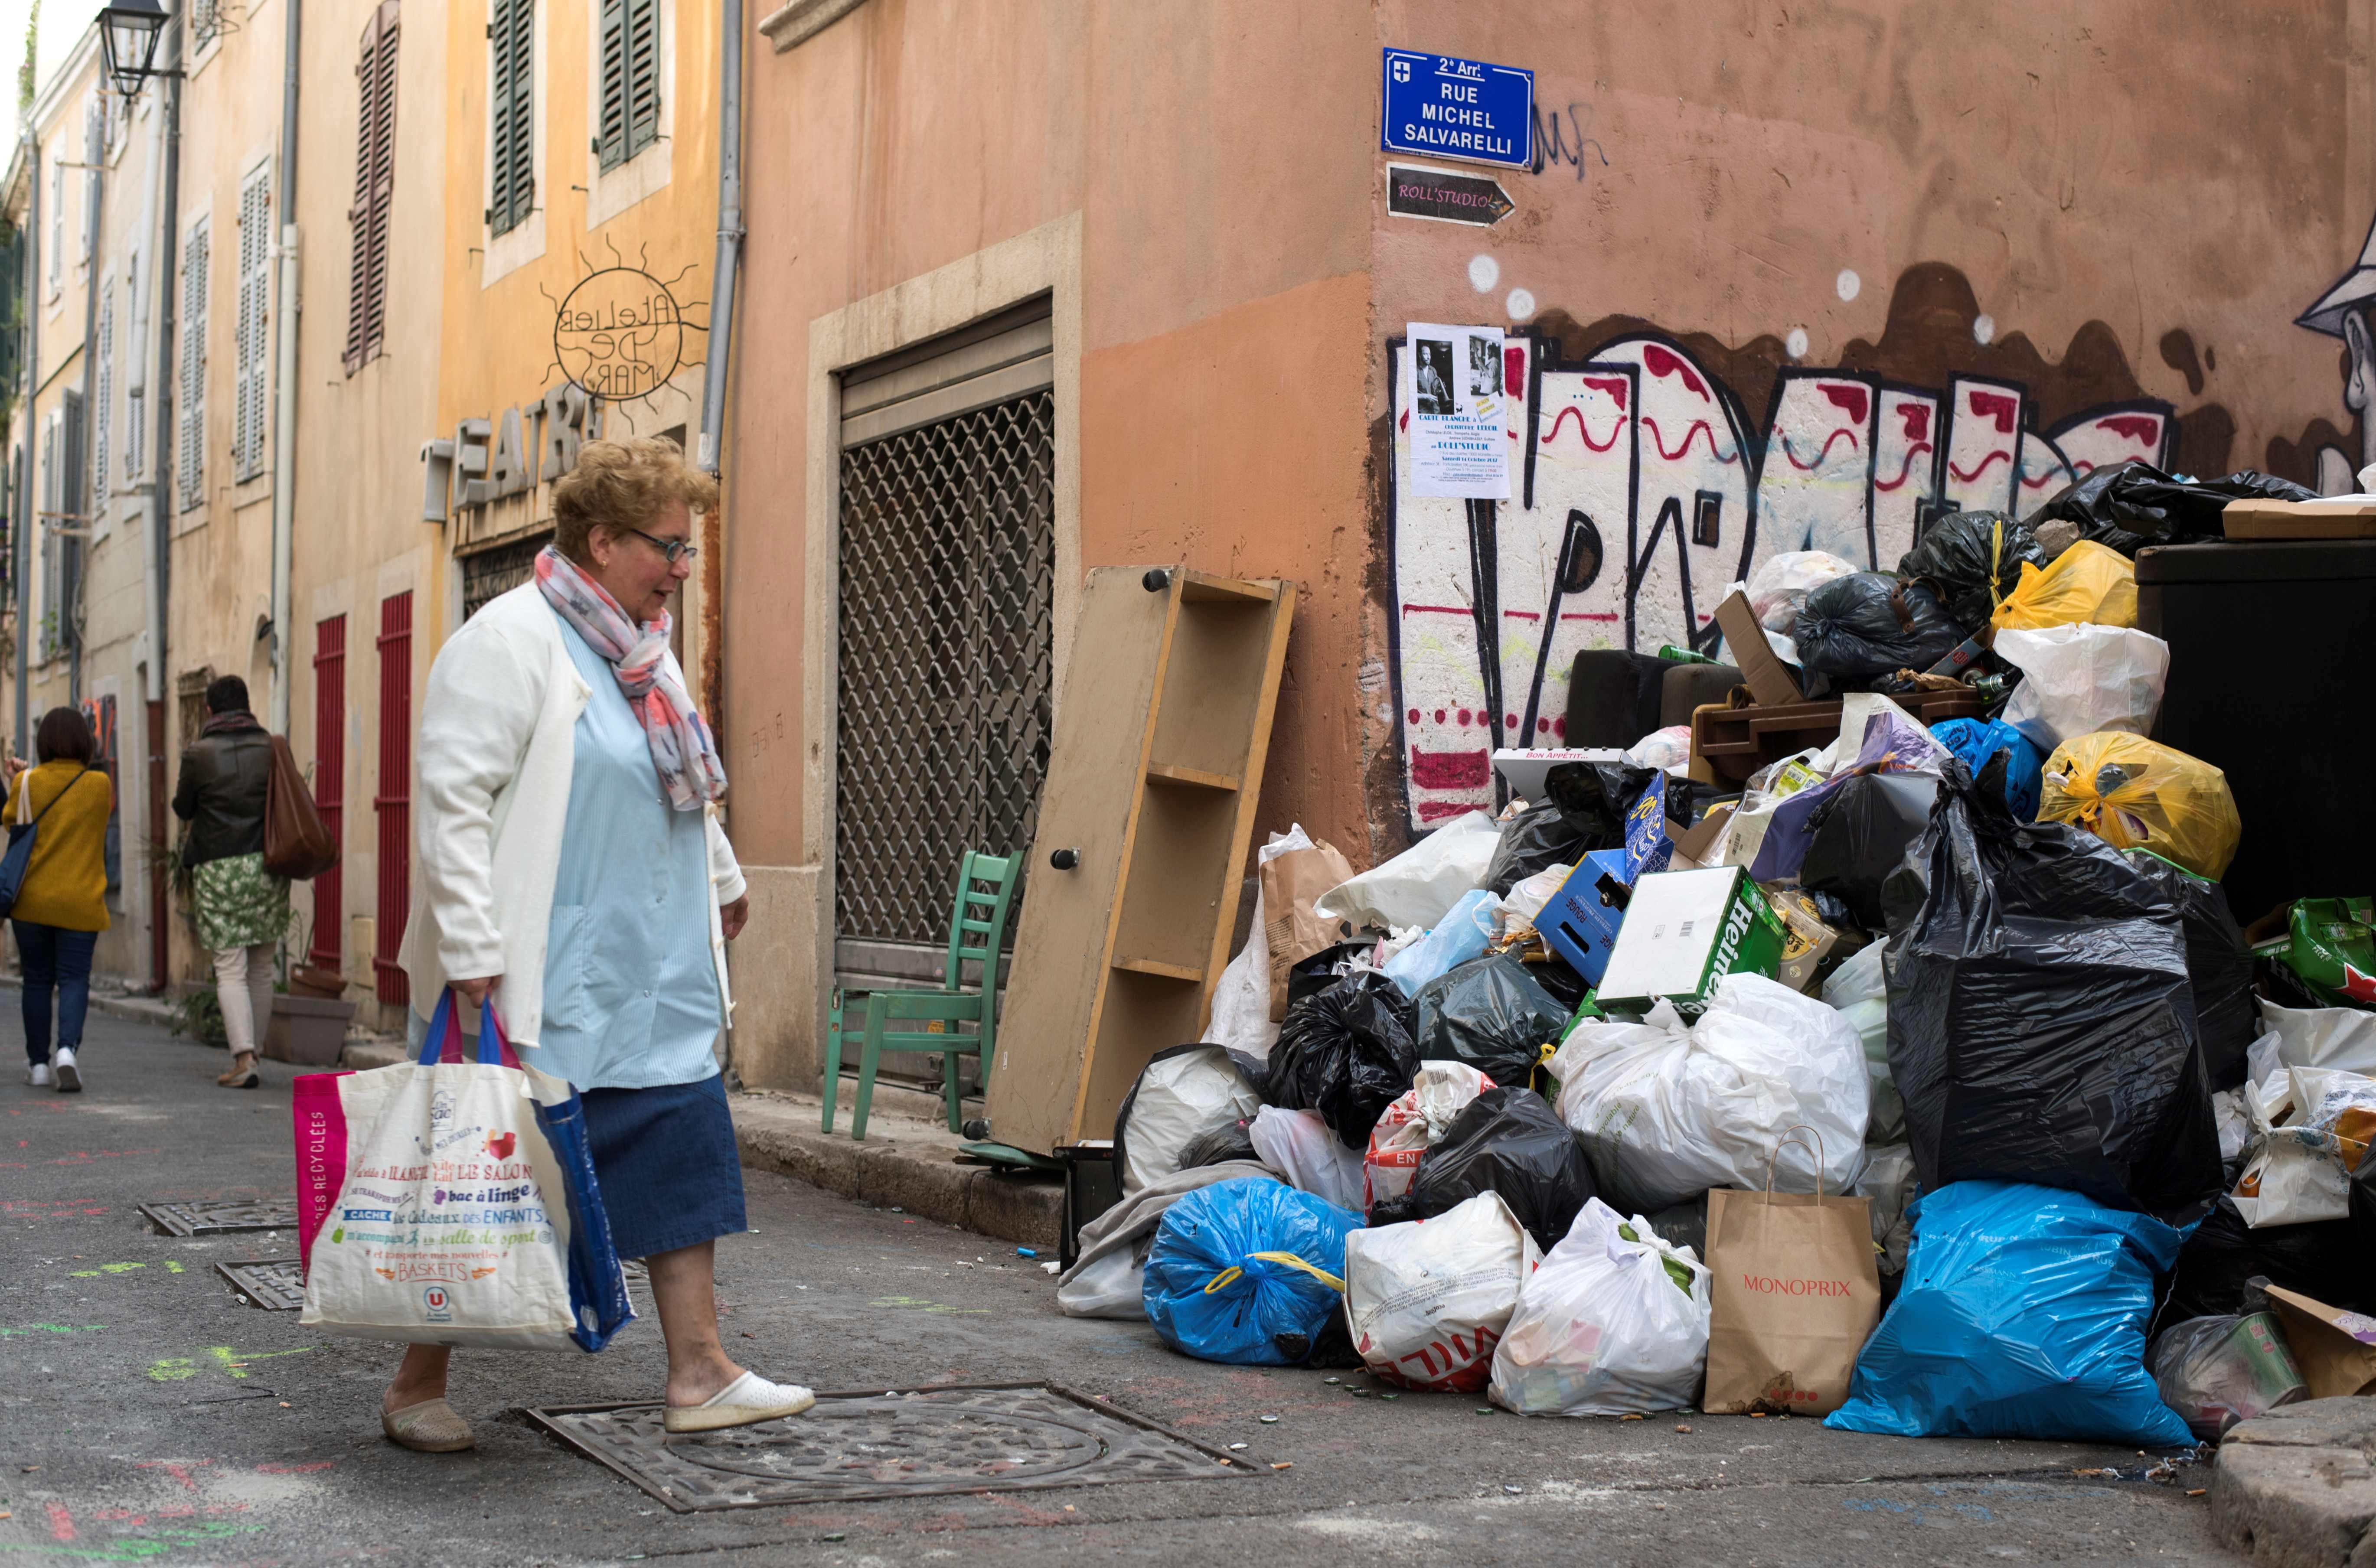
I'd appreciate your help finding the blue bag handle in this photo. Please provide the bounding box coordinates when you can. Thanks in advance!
[416,986,522,1069]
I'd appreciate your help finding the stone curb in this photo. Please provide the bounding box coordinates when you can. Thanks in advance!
[2211,1398,2376,1566]
[731,1103,1062,1252]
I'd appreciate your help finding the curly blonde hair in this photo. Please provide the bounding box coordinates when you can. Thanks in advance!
[550,437,719,561]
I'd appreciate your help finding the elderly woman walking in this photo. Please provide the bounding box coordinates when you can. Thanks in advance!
[380,437,809,1453]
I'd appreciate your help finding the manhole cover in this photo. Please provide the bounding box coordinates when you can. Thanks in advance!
[216,1259,304,1310]
[141,1200,300,1237]
[529,1382,1253,1511]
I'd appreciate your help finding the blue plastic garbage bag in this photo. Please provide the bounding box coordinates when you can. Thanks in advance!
[1930,717,2043,821]
[1825,1181,2191,1447]
[1384,887,1499,997]
[1143,1177,1363,1366]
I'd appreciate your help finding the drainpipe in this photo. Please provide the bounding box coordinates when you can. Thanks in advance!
[695,0,744,477]
[15,130,39,757]
[71,108,106,706]
[266,0,302,734]
[129,70,163,710]
[149,21,185,790]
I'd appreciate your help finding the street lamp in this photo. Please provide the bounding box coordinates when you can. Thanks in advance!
[99,0,173,95]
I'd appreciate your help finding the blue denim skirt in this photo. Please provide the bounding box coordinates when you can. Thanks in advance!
[579,1073,747,1261]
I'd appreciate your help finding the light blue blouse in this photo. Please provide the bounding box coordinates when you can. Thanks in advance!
[534,606,722,1091]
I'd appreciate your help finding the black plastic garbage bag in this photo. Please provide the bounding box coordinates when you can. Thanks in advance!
[1482,800,1590,898]
[1178,1119,1260,1170]
[1886,764,2223,1222]
[1286,939,1374,1014]
[1368,1087,1596,1251]
[2030,461,2318,557]
[1801,772,1940,932]
[1793,574,1964,691]
[1483,761,1678,895]
[1267,971,1421,1149]
[1896,510,2049,632]
[1412,954,1573,1090]
[2119,850,2258,1092]
[2163,1197,2371,1324]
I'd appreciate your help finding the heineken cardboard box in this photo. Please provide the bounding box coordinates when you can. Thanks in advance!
[1595,865,1788,1017]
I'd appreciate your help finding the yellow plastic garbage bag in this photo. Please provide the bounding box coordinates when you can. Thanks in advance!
[2037,732,2241,880]
[1990,541,2138,631]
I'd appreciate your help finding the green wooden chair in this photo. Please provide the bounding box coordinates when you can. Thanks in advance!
[823,851,1021,1141]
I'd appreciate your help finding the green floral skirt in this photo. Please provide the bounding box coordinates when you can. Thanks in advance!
[190,852,291,951]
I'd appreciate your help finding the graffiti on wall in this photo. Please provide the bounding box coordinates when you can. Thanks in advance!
[1385,263,2247,830]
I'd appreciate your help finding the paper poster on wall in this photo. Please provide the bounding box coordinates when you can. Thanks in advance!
[1408,323,1509,498]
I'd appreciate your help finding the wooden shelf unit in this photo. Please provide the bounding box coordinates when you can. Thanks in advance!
[984,566,1294,1155]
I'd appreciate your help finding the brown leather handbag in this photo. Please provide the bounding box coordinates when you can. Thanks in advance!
[262,735,339,881]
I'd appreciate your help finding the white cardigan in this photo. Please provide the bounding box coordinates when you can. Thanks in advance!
[397,580,744,1051]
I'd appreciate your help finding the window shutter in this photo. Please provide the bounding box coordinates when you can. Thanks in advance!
[59,392,81,652]
[234,170,270,478]
[178,223,209,511]
[93,289,112,512]
[596,0,629,171]
[40,421,57,657]
[624,0,661,163]
[490,0,533,236]
[345,3,400,373]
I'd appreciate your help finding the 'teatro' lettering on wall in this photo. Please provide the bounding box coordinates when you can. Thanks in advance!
[1385,263,2239,833]
[417,383,604,523]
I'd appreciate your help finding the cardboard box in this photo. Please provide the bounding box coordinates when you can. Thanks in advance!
[1713,590,1805,707]
[2222,498,2376,540]
[2263,1285,2376,1398]
[1669,803,1735,870]
[1596,866,1789,1017]
[1538,849,1635,985]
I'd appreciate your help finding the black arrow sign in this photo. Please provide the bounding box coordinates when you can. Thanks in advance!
[1386,164,1515,226]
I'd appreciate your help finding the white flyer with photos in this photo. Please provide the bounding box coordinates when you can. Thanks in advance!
[1407,322,1509,499]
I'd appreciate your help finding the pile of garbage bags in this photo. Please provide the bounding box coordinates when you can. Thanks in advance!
[1054,560,2376,1449]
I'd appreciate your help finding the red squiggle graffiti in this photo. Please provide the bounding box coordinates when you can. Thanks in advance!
[1640,417,1740,464]
[1948,448,2013,483]
[1540,406,1622,452]
[1779,428,1862,470]
[1642,344,1710,399]
[1872,442,1935,492]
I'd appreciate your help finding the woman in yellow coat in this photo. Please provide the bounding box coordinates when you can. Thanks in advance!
[7,707,113,1092]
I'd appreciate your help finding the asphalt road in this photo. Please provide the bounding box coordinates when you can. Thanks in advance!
[0,1007,2242,1567]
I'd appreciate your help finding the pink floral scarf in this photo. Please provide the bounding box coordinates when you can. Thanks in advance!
[534,545,727,810]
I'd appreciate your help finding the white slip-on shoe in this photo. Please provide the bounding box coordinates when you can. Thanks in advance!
[50,1047,80,1094]
[381,1397,476,1453]
[26,1061,51,1088]
[662,1371,817,1434]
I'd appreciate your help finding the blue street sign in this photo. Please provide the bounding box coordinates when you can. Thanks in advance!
[1382,49,1534,171]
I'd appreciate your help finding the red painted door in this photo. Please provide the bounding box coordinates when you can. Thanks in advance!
[373,593,412,1006]
[310,615,347,973]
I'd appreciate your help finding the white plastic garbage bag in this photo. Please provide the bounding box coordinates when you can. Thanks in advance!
[1743,551,1860,633]
[1365,1061,1495,1209]
[1624,725,1694,775]
[1249,1105,1368,1213]
[1820,943,1900,1144]
[1316,810,1499,932]
[1994,623,2170,749]
[1113,1046,1264,1198]
[2213,1088,2252,1167]
[1345,1191,1540,1392]
[1489,1196,1711,1416]
[2232,1066,2376,1227]
[1497,863,1574,940]
[1550,974,1868,1211]
[2255,999,2376,1079]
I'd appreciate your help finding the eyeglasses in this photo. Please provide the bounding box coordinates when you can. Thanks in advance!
[625,525,700,565]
